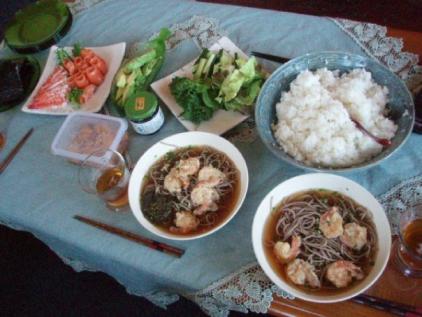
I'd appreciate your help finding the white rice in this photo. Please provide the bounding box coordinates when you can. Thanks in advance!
[272,68,397,168]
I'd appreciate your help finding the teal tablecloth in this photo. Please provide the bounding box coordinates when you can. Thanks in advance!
[0,0,421,314]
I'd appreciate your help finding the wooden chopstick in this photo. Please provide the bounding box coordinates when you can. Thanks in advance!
[353,294,422,317]
[251,51,290,64]
[73,215,185,258]
[0,127,34,174]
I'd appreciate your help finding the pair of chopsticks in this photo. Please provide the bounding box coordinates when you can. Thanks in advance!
[0,128,33,174]
[352,294,422,316]
[74,215,185,258]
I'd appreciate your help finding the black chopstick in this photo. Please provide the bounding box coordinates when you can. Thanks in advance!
[352,294,422,317]
[74,215,185,258]
[251,51,290,64]
[0,128,34,174]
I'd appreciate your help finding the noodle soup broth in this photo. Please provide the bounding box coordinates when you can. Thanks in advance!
[140,146,240,237]
[263,189,378,295]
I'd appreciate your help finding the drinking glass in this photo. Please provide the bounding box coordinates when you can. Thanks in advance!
[392,203,422,277]
[78,149,130,211]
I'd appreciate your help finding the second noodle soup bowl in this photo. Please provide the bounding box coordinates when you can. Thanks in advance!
[252,173,391,303]
[129,131,249,241]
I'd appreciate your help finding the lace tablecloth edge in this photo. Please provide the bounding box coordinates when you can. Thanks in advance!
[330,17,422,92]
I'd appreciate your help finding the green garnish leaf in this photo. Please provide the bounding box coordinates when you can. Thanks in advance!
[56,48,71,65]
[170,77,214,124]
[68,88,83,105]
[72,43,83,56]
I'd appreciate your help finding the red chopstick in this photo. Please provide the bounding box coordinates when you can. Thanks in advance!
[353,294,422,317]
[74,215,185,258]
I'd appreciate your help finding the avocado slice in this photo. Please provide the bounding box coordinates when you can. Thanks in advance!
[125,50,157,72]
[116,73,127,88]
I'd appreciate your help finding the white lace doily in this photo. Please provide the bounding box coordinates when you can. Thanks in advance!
[332,18,422,93]
[65,0,107,15]
[188,263,293,317]
[379,174,422,235]
[152,15,228,50]
[127,15,227,59]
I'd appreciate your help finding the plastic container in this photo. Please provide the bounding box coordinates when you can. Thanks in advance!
[51,112,128,165]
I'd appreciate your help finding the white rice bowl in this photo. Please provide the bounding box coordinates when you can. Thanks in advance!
[272,68,397,168]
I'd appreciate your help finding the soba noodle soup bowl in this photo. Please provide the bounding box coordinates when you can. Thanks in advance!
[129,131,249,241]
[252,173,391,303]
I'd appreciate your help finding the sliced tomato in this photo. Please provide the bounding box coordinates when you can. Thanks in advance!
[69,71,79,82]
[85,66,104,85]
[63,60,76,75]
[88,56,107,74]
[78,62,90,72]
[69,71,82,88]
[79,84,96,104]
[80,49,95,59]
[73,56,85,69]
[73,73,90,89]
[68,76,76,88]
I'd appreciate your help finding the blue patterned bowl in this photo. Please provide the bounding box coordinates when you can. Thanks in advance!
[255,52,415,172]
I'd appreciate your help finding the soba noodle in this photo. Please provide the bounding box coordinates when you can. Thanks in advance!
[141,146,240,235]
[265,190,378,290]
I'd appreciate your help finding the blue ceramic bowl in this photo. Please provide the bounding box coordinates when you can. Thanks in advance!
[255,52,415,172]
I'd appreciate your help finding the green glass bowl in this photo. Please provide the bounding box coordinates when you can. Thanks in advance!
[4,0,72,54]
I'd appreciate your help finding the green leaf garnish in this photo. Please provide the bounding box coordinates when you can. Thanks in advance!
[68,88,83,105]
[56,48,71,65]
[72,43,83,56]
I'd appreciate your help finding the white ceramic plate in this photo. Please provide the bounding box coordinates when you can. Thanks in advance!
[150,37,249,135]
[128,131,249,240]
[252,173,391,303]
[22,42,126,115]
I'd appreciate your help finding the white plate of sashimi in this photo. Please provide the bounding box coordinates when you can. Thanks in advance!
[22,42,126,115]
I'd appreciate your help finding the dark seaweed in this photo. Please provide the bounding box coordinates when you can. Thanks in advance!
[141,187,175,225]
[0,58,36,106]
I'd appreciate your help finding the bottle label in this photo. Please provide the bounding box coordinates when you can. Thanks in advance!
[130,107,164,135]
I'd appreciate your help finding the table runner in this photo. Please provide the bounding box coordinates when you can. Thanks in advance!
[1,0,421,316]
